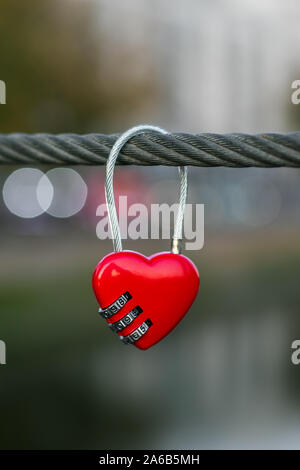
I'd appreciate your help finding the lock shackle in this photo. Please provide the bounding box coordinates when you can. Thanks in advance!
[105,124,188,253]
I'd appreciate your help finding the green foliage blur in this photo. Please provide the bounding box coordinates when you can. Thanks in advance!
[0,0,157,133]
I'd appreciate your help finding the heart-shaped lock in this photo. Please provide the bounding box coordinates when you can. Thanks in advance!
[92,125,200,349]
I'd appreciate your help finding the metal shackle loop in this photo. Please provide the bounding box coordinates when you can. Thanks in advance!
[105,124,188,253]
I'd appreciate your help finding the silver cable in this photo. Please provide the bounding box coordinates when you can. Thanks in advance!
[172,166,188,253]
[105,124,188,253]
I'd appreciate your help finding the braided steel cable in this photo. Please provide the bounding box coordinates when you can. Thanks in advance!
[1,131,300,167]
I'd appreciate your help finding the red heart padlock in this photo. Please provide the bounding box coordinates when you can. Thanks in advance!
[93,125,200,349]
[92,250,199,349]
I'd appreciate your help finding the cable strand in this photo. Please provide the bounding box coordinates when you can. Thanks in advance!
[1,132,300,166]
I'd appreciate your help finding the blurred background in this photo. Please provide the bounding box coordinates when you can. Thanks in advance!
[1,0,300,450]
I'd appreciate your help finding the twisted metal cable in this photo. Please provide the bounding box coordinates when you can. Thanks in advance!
[1,131,300,167]
[105,125,187,252]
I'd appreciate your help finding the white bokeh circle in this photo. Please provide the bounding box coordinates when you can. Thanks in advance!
[230,177,281,227]
[3,168,53,218]
[37,168,87,218]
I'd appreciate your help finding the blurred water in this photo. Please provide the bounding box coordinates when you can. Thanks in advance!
[1,231,300,449]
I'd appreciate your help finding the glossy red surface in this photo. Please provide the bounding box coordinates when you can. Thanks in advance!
[92,250,200,349]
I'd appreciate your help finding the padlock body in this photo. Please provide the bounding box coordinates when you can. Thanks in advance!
[93,250,200,349]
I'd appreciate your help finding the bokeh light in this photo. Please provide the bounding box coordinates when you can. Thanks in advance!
[3,168,53,218]
[37,168,87,218]
[230,176,282,227]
